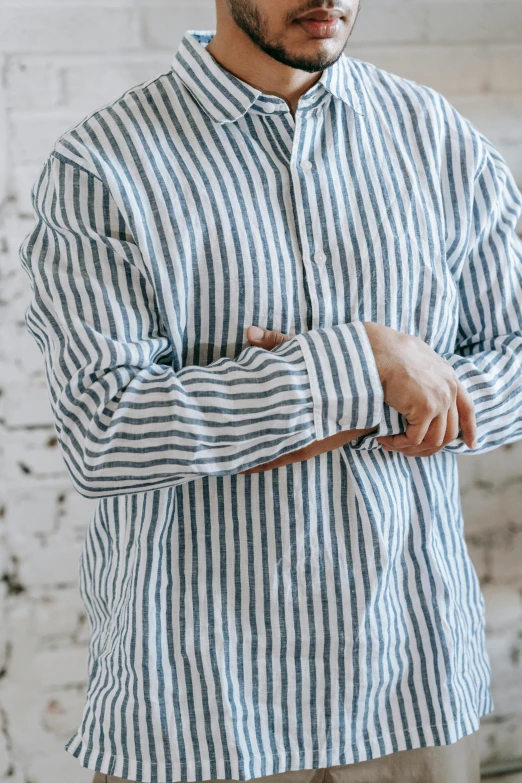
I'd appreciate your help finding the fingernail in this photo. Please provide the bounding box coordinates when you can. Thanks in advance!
[249,326,264,339]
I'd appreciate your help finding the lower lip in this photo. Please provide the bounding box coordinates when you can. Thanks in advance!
[296,18,341,38]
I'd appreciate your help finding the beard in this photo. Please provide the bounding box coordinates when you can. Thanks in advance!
[224,0,354,72]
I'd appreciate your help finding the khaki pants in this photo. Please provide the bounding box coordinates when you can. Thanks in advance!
[92,731,480,783]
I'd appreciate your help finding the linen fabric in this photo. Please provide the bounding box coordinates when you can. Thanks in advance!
[20,28,522,783]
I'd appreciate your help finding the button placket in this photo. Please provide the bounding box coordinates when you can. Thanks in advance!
[289,108,322,330]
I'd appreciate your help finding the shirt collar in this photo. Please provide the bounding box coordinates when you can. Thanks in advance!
[171,29,365,124]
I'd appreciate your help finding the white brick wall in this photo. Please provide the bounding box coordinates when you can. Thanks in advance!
[0,1,521,781]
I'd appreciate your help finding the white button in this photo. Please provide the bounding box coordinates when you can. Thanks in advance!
[350,439,359,447]
[264,102,277,112]
[313,251,326,265]
[301,159,313,171]
[339,416,350,427]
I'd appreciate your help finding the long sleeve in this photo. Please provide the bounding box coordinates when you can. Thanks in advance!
[19,152,384,498]
[439,128,522,454]
[351,111,522,456]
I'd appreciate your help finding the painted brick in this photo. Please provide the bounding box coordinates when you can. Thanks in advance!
[349,44,489,94]
[62,56,170,115]
[481,714,522,763]
[499,141,522,196]
[5,485,60,540]
[472,441,522,486]
[34,588,86,641]
[41,688,87,742]
[25,752,94,783]
[0,8,140,54]
[0,61,6,207]
[59,490,96,535]
[6,428,68,484]
[1,1,522,779]
[142,4,216,49]
[34,646,88,689]
[16,537,83,589]
[487,44,522,93]
[4,378,54,428]
[465,538,488,582]
[349,4,427,44]
[490,526,522,586]
[426,3,522,43]
[464,482,522,537]
[461,485,504,536]
[450,95,522,145]
[9,112,84,166]
[483,585,522,633]
[5,57,61,110]
[11,163,43,215]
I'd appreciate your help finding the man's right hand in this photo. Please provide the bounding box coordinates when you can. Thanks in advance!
[361,322,478,454]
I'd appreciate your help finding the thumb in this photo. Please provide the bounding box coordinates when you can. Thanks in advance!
[247,325,292,349]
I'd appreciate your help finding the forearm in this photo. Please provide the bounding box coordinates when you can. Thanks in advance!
[239,425,379,474]
[440,335,522,454]
[25,309,383,498]
[21,156,386,499]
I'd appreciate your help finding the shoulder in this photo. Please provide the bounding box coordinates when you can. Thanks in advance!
[51,66,181,179]
[348,55,485,165]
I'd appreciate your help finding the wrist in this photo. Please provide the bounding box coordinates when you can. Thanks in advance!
[361,321,389,392]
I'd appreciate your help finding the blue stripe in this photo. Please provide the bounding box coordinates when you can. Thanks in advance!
[19,27,518,781]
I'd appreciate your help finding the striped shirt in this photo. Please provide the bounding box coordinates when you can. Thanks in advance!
[20,28,522,783]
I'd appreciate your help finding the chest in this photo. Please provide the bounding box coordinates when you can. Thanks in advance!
[127,106,460,368]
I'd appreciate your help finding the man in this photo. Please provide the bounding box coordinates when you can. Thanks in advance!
[19,0,522,781]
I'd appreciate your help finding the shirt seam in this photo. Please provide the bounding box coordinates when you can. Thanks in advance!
[50,150,104,183]
[67,704,489,769]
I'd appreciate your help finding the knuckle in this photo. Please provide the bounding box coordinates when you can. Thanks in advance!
[422,401,437,418]
[448,376,459,395]
[440,391,452,409]
[435,385,451,408]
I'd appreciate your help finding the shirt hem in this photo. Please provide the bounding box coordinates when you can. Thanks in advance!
[64,702,493,783]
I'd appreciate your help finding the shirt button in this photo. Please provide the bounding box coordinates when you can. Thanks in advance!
[350,439,359,447]
[313,251,326,265]
[301,159,313,171]
[264,102,277,112]
[339,416,350,427]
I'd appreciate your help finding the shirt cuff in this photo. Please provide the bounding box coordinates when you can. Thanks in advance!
[349,404,408,451]
[294,321,384,442]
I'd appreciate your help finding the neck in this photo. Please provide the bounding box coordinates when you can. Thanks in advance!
[205,17,323,115]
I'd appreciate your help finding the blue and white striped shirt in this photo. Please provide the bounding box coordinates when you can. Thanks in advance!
[20,28,522,783]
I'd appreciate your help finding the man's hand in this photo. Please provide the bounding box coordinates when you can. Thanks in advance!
[361,321,478,455]
[238,326,377,474]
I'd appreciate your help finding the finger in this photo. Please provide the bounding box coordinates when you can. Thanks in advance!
[417,413,447,450]
[378,398,463,455]
[381,410,435,450]
[455,382,478,449]
[377,413,446,454]
[378,440,440,457]
[444,401,460,445]
[247,326,291,349]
